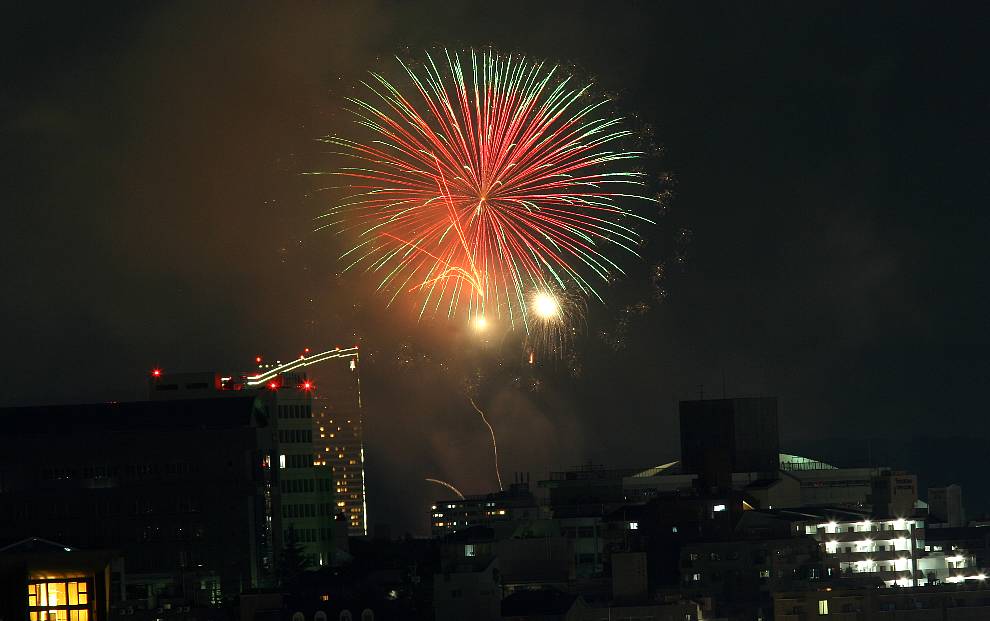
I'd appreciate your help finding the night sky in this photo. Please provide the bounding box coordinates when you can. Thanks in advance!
[3,2,989,534]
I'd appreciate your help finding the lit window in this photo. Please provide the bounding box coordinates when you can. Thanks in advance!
[28,580,90,621]
[279,455,286,469]
[465,544,476,557]
[629,522,639,530]
[818,599,829,615]
[713,504,726,512]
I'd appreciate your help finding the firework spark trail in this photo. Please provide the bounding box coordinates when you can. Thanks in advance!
[425,477,465,500]
[470,396,503,491]
[313,48,656,326]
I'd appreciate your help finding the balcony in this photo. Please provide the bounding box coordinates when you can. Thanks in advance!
[820,529,910,543]
[834,550,909,563]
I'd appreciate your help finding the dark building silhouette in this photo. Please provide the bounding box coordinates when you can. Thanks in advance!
[0,391,331,606]
[679,397,779,489]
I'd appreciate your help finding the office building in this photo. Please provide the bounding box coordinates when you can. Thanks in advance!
[0,396,279,602]
[151,363,340,568]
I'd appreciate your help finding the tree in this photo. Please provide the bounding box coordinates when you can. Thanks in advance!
[278,525,312,586]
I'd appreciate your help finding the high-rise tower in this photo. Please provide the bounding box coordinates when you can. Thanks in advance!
[307,348,367,537]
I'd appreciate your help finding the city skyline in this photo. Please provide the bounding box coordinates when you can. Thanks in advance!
[3,0,989,544]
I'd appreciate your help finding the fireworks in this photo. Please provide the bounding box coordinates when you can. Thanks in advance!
[526,286,585,359]
[315,49,654,327]
[469,396,503,491]
[425,478,465,500]
[531,291,561,320]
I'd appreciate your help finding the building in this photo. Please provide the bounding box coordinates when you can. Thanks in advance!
[306,347,368,537]
[540,464,641,517]
[433,542,501,621]
[770,508,982,587]
[0,396,278,603]
[929,485,966,527]
[431,481,540,537]
[151,365,340,568]
[0,356,352,608]
[775,583,990,620]
[679,397,780,489]
[925,526,990,573]
[679,535,836,620]
[0,538,117,621]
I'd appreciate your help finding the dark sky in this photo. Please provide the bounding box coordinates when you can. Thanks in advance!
[3,2,989,534]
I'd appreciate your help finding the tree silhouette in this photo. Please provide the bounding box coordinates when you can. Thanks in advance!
[278,525,311,586]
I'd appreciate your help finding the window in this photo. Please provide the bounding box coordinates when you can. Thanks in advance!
[28,580,91,621]
[464,544,476,557]
[629,522,639,530]
[818,599,829,615]
[713,504,726,513]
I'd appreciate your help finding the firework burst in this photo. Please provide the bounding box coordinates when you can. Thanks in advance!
[314,49,655,327]
[525,286,586,360]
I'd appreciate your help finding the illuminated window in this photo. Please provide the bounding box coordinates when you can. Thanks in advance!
[818,599,829,615]
[28,580,90,621]
[713,504,726,512]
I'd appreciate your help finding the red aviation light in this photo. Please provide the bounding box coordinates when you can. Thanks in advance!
[302,380,314,391]
[151,368,162,378]
[255,356,263,364]
[268,381,279,390]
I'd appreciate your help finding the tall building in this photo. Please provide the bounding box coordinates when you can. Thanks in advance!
[679,397,779,488]
[150,346,370,539]
[307,347,368,537]
[150,365,340,567]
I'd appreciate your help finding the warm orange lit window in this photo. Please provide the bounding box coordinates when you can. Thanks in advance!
[28,580,90,621]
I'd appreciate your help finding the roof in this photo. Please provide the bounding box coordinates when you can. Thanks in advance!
[630,453,837,478]
[0,396,266,435]
[757,507,873,522]
[0,537,76,554]
[0,537,118,574]
[501,589,581,616]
